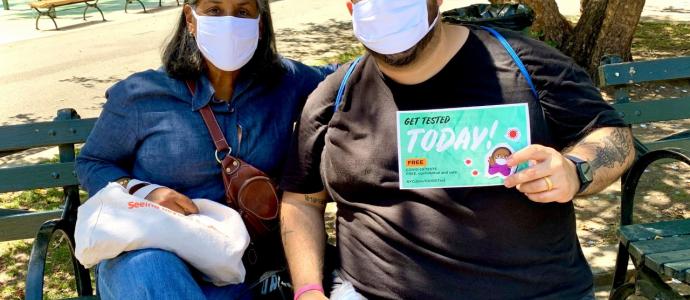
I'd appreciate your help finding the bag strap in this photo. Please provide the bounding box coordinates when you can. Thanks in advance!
[185,80,231,153]
[334,56,363,112]
[479,26,539,100]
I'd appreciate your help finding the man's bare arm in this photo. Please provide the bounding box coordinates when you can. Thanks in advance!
[564,126,635,195]
[505,126,635,202]
[281,190,329,300]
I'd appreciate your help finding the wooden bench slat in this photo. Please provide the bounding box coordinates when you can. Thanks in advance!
[0,118,95,152]
[29,0,89,8]
[629,235,690,263]
[0,208,31,217]
[645,249,690,275]
[611,97,690,124]
[663,260,690,281]
[620,220,690,245]
[0,210,62,242]
[599,56,690,86]
[646,139,690,152]
[0,162,79,193]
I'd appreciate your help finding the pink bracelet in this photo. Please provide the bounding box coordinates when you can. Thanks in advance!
[293,284,324,300]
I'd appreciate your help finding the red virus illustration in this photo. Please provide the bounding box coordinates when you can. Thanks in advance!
[472,170,479,176]
[465,159,472,166]
[506,128,521,141]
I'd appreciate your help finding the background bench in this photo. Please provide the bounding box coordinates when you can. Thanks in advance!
[599,55,690,299]
[124,0,179,14]
[0,109,96,300]
[29,0,105,30]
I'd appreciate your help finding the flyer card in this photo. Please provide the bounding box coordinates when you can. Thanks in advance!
[396,103,531,189]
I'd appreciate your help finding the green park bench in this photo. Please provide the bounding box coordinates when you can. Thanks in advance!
[599,55,690,299]
[0,109,96,300]
[28,0,105,30]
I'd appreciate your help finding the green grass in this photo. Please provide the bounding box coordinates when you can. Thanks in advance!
[632,22,690,59]
[318,45,365,65]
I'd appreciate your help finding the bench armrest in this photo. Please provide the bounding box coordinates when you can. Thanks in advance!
[611,148,690,293]
[620,148,690,226]
[25,218,93,300]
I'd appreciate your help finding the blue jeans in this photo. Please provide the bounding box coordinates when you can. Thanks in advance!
[96,248,251,300]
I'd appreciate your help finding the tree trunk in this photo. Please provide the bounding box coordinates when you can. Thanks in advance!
[561,0,609,70]
[487,0,645,76]
[489,0,572,47]
[583,0,645,74]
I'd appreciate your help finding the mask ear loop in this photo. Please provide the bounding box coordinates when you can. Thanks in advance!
[428,9,440,30]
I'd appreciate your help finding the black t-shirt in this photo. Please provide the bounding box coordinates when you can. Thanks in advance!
[281,26,626,300]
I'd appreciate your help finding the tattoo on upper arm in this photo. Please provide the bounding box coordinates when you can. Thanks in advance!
[304,194,326,206]
[577,127,632,170]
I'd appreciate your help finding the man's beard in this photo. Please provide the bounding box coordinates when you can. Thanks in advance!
[366,25,437,67]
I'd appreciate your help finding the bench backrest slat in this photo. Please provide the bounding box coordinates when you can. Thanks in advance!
[611,97,690,124]
[599,56,690,86]
[0,118,95,152]
[0,162,79,193]
[645,139,690,153]
[0,210,63,242]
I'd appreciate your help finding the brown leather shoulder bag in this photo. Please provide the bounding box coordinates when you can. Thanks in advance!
[185,81,289,287]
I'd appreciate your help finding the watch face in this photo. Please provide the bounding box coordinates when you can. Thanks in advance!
[581,162,593,182]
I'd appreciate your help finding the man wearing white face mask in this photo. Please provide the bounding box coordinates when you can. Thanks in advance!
[279,0,635,299]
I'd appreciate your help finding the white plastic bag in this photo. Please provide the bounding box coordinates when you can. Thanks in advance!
[74,182,250,286]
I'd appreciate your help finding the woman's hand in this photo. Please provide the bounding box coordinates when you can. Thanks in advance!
[503,144,580,203]
[145,187,199,215]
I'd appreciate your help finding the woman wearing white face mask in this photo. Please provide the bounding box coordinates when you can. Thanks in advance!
[75,0,336,298]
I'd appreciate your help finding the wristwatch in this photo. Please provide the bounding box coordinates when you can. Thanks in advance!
[564,155,593,194]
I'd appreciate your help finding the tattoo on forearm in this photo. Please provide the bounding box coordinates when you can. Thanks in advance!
[304,194,326,206]
[577,128,632,171]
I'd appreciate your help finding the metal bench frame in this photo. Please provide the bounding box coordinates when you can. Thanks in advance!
[0,109,97,299]
[124,0,179,14]
[31,0,105,30]
[599,55,690,299]
[610,149,690,299]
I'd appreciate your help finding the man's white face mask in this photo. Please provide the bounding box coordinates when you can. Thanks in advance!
[352,0,438,55]
[192,9,260,71]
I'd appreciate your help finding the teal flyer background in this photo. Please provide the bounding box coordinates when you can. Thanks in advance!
[397,103,531,189]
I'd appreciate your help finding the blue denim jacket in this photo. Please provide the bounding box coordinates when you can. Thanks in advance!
[76,58,335,201]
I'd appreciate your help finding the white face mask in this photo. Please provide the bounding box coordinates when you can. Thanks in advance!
[352,0,438,55]
[495,158,507,165]
[192,9,260,71]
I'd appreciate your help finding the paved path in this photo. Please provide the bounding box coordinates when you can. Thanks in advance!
[2,0,689,125]
[0,0,473,125]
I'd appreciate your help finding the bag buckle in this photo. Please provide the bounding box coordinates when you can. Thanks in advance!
[214,148,232,164]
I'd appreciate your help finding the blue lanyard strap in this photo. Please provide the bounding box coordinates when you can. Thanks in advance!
[334,56,363,112]
[480,26,539,100]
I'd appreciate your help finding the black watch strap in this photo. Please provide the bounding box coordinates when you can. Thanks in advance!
[564,155,593,194]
